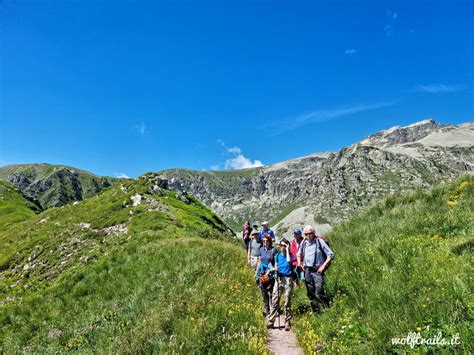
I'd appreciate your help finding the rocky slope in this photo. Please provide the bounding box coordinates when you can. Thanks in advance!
[159,119,474,229]
[0,164,120,210]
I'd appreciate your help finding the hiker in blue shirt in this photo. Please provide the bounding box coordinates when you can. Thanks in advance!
[259,221,276,243]
[297,225,335,314]
[267,238,294,331]
[255,234,277,319]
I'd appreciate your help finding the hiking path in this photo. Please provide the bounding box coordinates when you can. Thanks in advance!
[267,315,304,355]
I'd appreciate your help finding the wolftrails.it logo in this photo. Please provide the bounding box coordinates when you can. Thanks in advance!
[391,331,461,349]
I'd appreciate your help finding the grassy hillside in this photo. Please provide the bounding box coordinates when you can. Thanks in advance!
[0,163,120,209]
[0,174,266,353]
[0,179,41,227]
[292,175,473,352]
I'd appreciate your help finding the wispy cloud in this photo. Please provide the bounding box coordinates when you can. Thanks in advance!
[265,101,396,136]
[387,9,398,20]
[115,173,130,179]
[415,84,464,94]
[345,49,357,56]
[135,122,146,135]
[213,141,264,170]
[384,9,398,37]
[384,25,393,37]
[227,146,241,154]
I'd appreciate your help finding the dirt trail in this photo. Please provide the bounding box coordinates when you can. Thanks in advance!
[267,315,304,355]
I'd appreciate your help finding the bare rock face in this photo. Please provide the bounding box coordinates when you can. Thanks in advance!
[159,120,474,227]
[358,119,441,147]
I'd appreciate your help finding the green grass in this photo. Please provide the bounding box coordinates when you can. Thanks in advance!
[0,179,41,227]
[0,163,121,209]
[0,174,266,353]
[292,175,474,352]
[269,203,300,227]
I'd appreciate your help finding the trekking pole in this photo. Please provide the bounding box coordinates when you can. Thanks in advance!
[277,276,281,330]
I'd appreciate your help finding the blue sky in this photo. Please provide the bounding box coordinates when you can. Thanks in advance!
[1,0,472,178]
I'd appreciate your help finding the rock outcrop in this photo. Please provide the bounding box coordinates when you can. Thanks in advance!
[159,120,474,228]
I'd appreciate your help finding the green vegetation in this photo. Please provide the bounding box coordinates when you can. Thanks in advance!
[314,215,329,224]
[162,167,262,199]
[0,174,266,353]
[269,203,299,227]
[0,179,41,227]
[292,175,473,352]
[0,163,120,209]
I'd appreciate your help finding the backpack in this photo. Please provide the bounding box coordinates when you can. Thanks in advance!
[255,263,275,289]
[317,236,333,271]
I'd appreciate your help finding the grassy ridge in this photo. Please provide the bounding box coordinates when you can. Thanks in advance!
[0,180,41,227]
[0,175,266,353]
[292,175,473,352]
[0,163,120,209]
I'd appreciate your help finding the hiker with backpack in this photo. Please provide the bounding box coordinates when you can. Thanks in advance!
[289,229,304,287]
[249,222,259,240]
[259,221,276,243]
[248,230,262,269]
[267,238,294,331]
[242,220,252,249]
[255,234,277,320]
[297,225,335,314]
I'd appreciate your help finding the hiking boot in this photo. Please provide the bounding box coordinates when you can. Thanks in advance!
[285,323,291,331]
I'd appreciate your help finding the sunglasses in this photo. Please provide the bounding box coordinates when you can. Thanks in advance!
[304,232,313,236]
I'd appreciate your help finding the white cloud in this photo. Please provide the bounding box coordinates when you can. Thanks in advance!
[415,84,463,94]
[224,155,263,170]
[227,146,241,154]
[115,173,130,179]
[265,101,396,136]
[345,49,357,56]
[135,122,146,135]
[213,141,264,170]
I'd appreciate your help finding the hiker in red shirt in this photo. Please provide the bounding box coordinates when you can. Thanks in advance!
[289,229,304,286]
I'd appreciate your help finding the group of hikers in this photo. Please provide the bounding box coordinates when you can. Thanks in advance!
[242,220,335,331]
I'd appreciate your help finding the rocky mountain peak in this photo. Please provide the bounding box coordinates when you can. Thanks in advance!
[159,120,472,229]
[359,118,442,147]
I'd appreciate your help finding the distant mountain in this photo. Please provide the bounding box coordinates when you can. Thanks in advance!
[0,164,120,210]
[159,119,474,230]
[0,179,42,227]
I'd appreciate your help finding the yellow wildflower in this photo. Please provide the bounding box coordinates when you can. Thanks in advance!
[459,181,472,190]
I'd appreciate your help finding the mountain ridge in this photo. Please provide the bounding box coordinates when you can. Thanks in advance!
[159,119,474,229]
[0,164,121,210]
